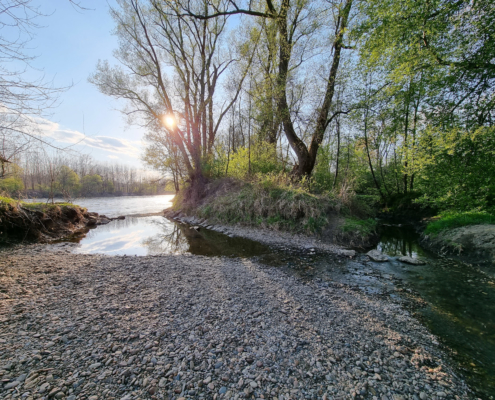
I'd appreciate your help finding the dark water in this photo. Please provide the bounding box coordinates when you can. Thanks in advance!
[71,217,494,398]
[375,224,495,399]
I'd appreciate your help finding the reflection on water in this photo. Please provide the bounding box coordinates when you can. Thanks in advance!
[373,224,495,399]
[24,194,175,217]
[74,216,271,257]
[376,224,425,257]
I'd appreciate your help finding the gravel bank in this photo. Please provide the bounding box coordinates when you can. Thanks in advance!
[167,214,356,258]
[1,246,472,400]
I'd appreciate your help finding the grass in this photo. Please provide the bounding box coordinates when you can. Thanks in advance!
[190,176,337,234]
[0,196,81,211]
[340,217,377,237]
[425,211,495,236]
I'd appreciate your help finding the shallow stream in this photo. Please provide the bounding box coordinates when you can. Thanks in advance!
[23,196,495,398]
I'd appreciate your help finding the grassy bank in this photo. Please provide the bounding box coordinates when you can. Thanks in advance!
[173,176,378,244]
[0,196,76,210]
[425,211,495,236]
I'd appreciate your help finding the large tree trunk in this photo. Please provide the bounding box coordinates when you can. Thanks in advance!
[276,0,353,178]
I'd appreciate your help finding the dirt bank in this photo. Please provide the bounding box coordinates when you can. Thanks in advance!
[422,224,495,265]
[0,200,123,245]
[0,245,473,400]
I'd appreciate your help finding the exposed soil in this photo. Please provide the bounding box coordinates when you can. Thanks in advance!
[0,202,122,245]
[422,224,495,266]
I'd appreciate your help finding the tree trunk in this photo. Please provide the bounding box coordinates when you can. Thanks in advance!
[275,0,353,178]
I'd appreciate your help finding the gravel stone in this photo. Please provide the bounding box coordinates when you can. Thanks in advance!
[398,256,426,265]
[0,246,473,400]
[367,250,389,262]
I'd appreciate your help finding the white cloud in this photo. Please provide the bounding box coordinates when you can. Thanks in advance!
[35,117,141,158]
[108,155,120,159]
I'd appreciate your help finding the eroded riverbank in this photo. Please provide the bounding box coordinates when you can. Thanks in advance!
[0,245,473,400]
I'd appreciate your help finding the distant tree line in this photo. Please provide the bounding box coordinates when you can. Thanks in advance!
[0,151,170,200]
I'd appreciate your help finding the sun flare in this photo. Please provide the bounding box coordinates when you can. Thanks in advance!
[163,115,176,129]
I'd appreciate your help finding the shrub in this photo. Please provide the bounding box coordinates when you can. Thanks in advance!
[414,127,495,213]
[226,142,284,178]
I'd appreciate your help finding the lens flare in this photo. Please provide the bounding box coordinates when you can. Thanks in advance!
[163,115,175,129]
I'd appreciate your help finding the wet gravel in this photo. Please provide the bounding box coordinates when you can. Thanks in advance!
[0,245,473,400]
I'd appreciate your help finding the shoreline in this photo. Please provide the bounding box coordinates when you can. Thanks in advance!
[0,240,474,399]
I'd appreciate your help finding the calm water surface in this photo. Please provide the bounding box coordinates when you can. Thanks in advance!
[374,225,495,399]
[73,216,271,257]
[25,194,175,217]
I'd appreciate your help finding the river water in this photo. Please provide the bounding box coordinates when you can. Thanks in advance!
[28,195,495,399]
[24,194,175,218]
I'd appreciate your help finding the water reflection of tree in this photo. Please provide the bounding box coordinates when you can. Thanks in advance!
[142,220,228,256]
[377,226,423,257]
[141,220,190,254]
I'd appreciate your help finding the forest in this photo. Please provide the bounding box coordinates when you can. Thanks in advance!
[0,151,167,199]
[87,0,495,227]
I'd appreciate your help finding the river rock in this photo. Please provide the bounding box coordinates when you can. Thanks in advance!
[337,249,356,257]
[4,381,19,389]
[367,249,389,262]
[0,245,472,400]
[398,256,426,265]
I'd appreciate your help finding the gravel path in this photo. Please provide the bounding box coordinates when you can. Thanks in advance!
[0,246,472,400]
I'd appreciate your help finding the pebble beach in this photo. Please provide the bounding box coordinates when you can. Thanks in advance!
[0,245,473,400]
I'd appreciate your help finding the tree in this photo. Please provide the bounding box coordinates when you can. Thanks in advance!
[81,174,103,196]
[177,0,354,178]
[355,0,495,128]
[0,1,71,150]
[56,165,80,200]
[91,0,257,184]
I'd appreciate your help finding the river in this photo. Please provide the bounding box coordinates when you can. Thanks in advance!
[24,194,175,218]
[26,195,495,399]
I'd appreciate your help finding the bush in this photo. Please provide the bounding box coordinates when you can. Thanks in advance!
[226,142,284,178]
[0,176,24,194]
[340,217,377,236]
[414,127,495,213]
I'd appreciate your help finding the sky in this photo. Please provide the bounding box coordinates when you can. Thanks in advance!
[14,0,146,167]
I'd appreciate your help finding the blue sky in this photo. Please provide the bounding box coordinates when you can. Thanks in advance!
[19,0,145,166]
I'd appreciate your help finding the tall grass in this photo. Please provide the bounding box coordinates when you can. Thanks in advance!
[193,173,336,234]
[425,211,495,236]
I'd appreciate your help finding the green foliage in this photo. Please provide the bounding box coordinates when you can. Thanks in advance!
[355,0,495,127]
[55,166,80,197]
[226,142,283,178]
[81,174,103,195]
[312,143,333,193]
[414,127,495,213]
[202,147,228,179]
[425,212,495,236]
[0,176,24,194]
[340,217,377,237]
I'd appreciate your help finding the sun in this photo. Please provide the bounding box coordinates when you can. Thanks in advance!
[163,115,176,129]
